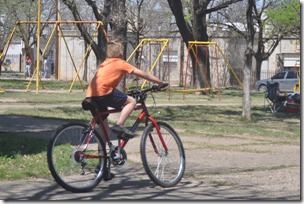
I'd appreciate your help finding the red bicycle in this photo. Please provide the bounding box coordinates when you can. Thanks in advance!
[47,84,186,193]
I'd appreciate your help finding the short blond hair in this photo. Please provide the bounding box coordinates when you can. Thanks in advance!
[106,41,124,58]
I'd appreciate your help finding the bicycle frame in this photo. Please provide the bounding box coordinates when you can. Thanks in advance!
[89,101,169,155]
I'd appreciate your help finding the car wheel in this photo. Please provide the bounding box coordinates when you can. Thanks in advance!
[258,84,267,92]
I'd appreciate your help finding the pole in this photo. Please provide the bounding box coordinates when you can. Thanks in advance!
[35,0,41,94]
[300,1,303,119]
[55,0,59,80]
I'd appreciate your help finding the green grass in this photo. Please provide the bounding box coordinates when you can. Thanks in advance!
[0,78,88,90]
[0,79,300,181]
[0,132,49,180]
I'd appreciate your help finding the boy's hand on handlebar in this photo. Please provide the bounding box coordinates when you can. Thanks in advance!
[160,81,168,88]
[154,81,169,91]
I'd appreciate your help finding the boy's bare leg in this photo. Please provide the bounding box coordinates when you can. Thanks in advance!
[98,118,110,145]
[111,96,137,139]
[97,118,115,180]
[116,96,136,125]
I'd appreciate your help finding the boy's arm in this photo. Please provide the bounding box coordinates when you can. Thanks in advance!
[132,68,166,86]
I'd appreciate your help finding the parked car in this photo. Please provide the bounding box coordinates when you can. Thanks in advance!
[254,70,299,93]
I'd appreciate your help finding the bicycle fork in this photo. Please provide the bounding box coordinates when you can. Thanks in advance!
[147,116,169,155]
[132,109,169,155]
[146,119,170,180]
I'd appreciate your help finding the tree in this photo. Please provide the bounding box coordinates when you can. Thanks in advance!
[212,0,300,120]
[250,0,300,81]
[216,0,262,121]
[61,0,129,88]
[166,0,242,89]
[127,0,163,64]
[241,0,255,121]
[126,0,145,66]
[266,0,300,39]
[0,0,56,74]
[217,0,300,81]
[61,0,109,65]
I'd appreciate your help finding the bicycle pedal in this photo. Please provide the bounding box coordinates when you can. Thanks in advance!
[117,133,131,140]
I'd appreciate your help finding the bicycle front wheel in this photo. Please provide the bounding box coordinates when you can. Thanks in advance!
[140,121,185,187]
[47,122,106,193]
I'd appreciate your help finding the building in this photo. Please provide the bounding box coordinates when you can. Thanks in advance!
[2,28,300,89]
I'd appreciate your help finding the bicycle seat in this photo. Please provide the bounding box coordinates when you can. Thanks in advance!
[82,98,99,111]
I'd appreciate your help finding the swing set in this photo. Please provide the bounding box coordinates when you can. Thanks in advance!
[0,0,108,94]
[0,0,241,99]
[0,20,107,94]
[179,41,243,100]
[125,38,170,91]
[124,39,242,102]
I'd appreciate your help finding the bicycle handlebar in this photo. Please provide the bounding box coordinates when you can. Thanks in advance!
[127,82,168,103]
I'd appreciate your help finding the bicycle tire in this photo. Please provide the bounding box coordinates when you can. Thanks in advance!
[140,121,186,187]
[47,121,107,193]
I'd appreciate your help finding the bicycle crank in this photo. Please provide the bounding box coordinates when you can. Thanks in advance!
[109,146,127,166]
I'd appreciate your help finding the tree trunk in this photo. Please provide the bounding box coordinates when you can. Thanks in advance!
[62,0,108,64]
[83,40,88,82]
[242,48,252,121]
[192,0,210,89]
[242,0,255,121]
[255,58,263,82]
[108,0,128,92]
[167,0,211,90]
[179,38,184,86]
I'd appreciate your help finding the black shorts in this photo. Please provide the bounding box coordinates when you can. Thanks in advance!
[85,89,127,120]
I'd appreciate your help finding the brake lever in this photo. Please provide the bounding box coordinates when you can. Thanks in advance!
[152,84,159,91]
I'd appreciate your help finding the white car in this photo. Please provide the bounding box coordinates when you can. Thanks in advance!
[254,70,299,93]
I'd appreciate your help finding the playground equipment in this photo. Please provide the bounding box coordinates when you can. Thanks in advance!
[124,39,243,101]
[0,20,107,93]
[293,60,300,94]
[0,1,243,99]
[181,41,242,100]
[0,0,108,94]
[125,38,171,91]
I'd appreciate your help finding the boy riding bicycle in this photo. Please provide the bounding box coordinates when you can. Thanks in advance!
[83,40,167,180]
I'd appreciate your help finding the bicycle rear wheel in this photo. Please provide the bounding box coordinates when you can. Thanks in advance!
[140,121,185,187]
[47,122,106,193]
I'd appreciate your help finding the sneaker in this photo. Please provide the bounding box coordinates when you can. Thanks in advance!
[111,124,137,139]
[96,166,115,181]
[95,165,101,174]
[102,168,115,181]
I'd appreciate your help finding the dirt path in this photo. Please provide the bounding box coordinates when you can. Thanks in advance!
[0,114,301,201]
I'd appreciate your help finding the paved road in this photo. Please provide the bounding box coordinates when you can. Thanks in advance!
[0,115,301,201]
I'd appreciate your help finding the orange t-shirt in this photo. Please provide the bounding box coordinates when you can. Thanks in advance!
[86,58,136,97]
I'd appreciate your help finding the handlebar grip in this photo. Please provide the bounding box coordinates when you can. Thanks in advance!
[159,82,169,89]
[153,82,168,91]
